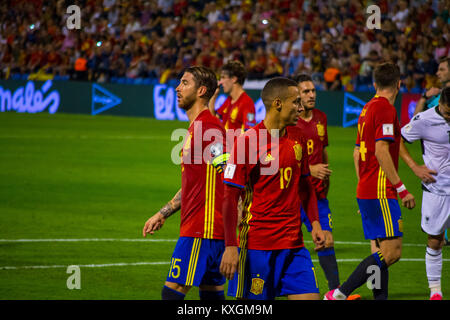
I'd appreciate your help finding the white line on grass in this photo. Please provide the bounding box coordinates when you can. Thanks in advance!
[0,238,425,247]
[0,135,169,140]
[0,238,177,243]
[1,258,449,271]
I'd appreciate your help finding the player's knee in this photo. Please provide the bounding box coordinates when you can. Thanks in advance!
[164,281,190,294]
[383,249,402,266]
[427,235,445,250]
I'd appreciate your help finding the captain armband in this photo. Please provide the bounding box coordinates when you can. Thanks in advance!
[212,152,230,173]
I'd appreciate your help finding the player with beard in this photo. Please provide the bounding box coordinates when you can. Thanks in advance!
[414,56,450,116]
[294,74,360,300]
[143,66,229,300]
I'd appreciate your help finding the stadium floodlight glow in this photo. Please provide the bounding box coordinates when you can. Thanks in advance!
[96,41,102,47]
[262,19,268,25]
[29,24,35,30]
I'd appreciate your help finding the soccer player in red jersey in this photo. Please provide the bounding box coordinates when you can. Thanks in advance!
[208,60,256,133]
[142,66,229,300]
[295,74,349,295]
[220,77,325,300]
[325,63,415,300]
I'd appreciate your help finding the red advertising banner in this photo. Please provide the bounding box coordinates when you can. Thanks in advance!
[400,93,421,127]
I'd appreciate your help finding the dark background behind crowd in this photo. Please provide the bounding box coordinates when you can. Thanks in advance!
[0,0,449,92]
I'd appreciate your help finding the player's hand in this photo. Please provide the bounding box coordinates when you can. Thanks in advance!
[309,164,332,180]
[311,221,326,251]
[412,164,437,184]
[220,246,239,280]
[212,85,220,98]
[425,87,440,99]
[401,193,415,210]
[142,212,166,237]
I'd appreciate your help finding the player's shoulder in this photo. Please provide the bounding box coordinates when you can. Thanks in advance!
[369,96,393,109]
[312,108,327,121]
[366,96,395,118]
[199,109,225,131]
[417,106,440,120]
[286,126,307,144]
[240,91,255,107]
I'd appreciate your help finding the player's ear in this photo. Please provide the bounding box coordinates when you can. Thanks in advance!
[373,82,377,91]
[197,85,207,98]
[272,98,282,111]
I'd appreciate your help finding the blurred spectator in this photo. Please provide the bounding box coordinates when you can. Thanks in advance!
[0,0,448,93]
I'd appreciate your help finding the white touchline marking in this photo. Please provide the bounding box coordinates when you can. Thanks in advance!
[1,259,448,271]
[0,238,425,247]
[0,262,169,270]
[0,238,177,243]
[0,135,168,140]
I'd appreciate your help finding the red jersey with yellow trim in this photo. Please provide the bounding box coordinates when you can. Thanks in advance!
[296,109,329,199]
[180,109,225,239]
[217,92,256,132]
[355,96,401,199]
[223,122,310,250]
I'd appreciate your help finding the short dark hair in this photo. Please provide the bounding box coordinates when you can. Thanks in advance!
[294,74,313,84]
[373,62,400,89]
[221,60,247,86]
[440,86,450,106]
[439,56,450,69]
[184,66,218,101]
[261,77,298,110]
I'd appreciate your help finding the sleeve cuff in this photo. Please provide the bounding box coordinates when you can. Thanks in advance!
[224,181,245,189]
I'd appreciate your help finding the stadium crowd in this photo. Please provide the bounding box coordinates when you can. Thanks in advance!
[0,0,449,92]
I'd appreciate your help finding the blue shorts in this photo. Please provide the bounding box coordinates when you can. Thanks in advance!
[227,247,319,300]
[301,198,333,232]
[357,198,403,240]
[166,237,226,287]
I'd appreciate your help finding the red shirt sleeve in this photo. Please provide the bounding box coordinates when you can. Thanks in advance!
[322,113,329,147]
[373,103,396,142]
[223,134,254,188]
[241,95,256,130]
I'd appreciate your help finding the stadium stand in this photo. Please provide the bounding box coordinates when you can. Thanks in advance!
[0,0,448,92]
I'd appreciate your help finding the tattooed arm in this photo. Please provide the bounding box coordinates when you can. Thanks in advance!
[142,189,181,237]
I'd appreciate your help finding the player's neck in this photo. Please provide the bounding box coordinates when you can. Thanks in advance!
[264,114,286,138]
[230,86,244,104]
[375,90,397,105]
[300,109,313,121]
[186,102,208,124]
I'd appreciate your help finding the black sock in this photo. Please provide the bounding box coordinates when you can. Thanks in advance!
[318,247,340,290]
[372,267,389,300]
[161,285,185,300]
[339,251,387,297]
[199,290,225,300]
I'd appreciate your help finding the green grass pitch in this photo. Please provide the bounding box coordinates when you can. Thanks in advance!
[0,111,448,300]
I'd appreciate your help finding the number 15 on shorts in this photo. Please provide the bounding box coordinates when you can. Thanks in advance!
[169,258,181,279]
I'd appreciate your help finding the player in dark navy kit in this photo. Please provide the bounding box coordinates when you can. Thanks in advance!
[143,66,229,300]
[325,63,415,300]
[220,77,325,300]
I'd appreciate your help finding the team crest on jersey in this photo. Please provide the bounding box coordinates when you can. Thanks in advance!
[293,143,302,165]
[230,107,239,122]
[316,122,325,141]
[250,277,264,295]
